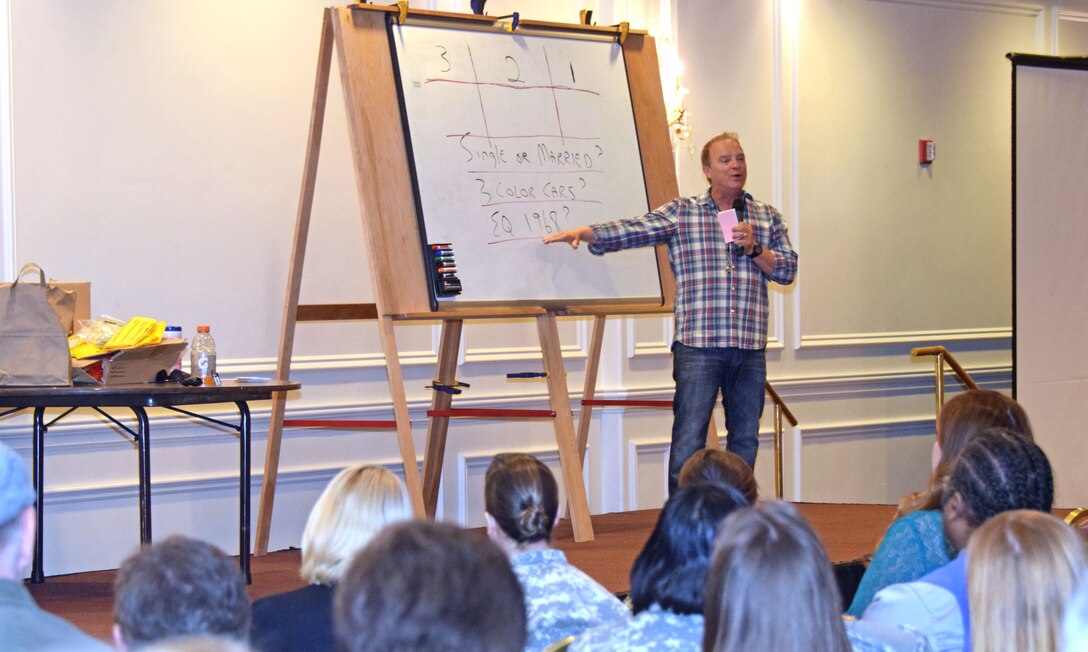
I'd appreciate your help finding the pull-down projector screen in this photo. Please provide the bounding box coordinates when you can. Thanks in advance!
[1011,54,1088,506]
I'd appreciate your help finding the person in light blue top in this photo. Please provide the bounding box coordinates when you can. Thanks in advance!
[862,427,1054,652]
[484,453,629,652]
[847,390,1034,617]
[572,483,749,651]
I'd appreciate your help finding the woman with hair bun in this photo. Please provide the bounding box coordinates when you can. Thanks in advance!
[484,453,629,652]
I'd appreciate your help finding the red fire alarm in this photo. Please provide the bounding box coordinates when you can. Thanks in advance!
[918,139,935,165]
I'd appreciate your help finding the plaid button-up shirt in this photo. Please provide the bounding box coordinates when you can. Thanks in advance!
[588,189,797,349]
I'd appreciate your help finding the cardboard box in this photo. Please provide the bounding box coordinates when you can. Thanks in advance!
[72,340,187,385]
[49,281,91,334]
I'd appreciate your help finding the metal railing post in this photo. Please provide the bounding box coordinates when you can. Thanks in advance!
[773,403,784,498]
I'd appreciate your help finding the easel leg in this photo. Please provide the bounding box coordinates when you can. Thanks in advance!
[422,319,462,518]
[706,407,721,450]
[254,9,335,556]
[537,312,594,542]
[576,315,607,465]
[378,316,426,517]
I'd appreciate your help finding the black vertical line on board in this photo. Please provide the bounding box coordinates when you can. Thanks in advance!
[543,47,565,144]
[386,17,441,310]
[1009,58,1018,398]
[467,44,493,147]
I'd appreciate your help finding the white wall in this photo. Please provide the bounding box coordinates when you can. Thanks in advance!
[1,0,1085,575]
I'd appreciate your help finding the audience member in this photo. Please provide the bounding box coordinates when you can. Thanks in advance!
[968,510,1086,652]
[703,501,851,652]
[677,448,759,504]
[250,464,413,652]
[847,390,1034,616]
[113,535,250,650]
[0,440,112,651]
[571,484,748,651]
[484,453,629,651]
[334,520,526,652]
[862,427,1054,652]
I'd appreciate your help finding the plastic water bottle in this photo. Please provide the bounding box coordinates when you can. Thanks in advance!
[190,325,217,386]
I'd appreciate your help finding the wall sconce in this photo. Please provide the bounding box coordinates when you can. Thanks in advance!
[656,34,693,154]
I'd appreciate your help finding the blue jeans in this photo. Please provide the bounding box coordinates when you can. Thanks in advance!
[669,342,766,494]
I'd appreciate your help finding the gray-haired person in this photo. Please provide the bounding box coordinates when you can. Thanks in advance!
[0,440,111,651]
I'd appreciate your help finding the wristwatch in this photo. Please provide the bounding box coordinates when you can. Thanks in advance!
[746,243,763,259]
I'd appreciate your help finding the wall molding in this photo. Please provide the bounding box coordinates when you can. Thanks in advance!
[456,446,569,523]
[1058,10,1088,22]
[0,360,1010,453]
[867,0,1043,18]
[39,457,414,506]
[799,326,1011,349]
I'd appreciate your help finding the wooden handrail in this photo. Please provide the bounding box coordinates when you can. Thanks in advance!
[765,382,798,426]
[911,346,979,423]
[764,381,796,499]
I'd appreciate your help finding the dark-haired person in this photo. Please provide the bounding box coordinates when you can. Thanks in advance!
[571,483,749,651]
[678,448,759,504]
[848,389,1034,616]
[113,535,251,650]
[862,427,1054,652]
[484,453,628,651]
[334,520,526,652]
[545,131,798,493]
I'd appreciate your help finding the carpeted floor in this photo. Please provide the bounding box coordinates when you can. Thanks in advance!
[27,502,898,644]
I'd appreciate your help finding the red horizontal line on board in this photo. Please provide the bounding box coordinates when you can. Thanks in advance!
[466,169,605,174]
[447,133,601,141]
[481,199,602,207]
[425,78,600,96]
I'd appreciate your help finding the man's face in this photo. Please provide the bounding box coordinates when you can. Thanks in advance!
[702,138,747,196]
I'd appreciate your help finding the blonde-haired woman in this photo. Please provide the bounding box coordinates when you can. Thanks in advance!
[250,465,413,652]
[969,510,1087,652]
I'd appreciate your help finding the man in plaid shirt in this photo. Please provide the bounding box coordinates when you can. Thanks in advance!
[544,132,797,493]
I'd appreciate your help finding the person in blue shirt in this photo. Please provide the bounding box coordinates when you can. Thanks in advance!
[862,428,1054,652]
[847,390,1034,617]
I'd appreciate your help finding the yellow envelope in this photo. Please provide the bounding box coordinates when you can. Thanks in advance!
[102,317,166,351]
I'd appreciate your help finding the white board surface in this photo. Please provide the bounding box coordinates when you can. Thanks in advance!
[390,22,663,306]
[1013,61,1088,506]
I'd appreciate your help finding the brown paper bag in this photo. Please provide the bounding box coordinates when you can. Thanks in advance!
[0,263,74,386]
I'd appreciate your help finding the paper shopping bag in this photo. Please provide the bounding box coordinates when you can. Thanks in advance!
[0,263,74,386]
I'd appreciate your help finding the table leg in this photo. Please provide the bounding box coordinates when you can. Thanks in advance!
[31,406,45,584]
[237,401,251,583]
[134,407,151,544]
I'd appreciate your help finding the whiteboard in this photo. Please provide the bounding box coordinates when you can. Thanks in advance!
[1010,56,1088,506]
[390,22,663,307]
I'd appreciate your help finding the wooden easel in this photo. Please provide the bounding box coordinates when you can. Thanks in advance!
[255,5,678,553]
